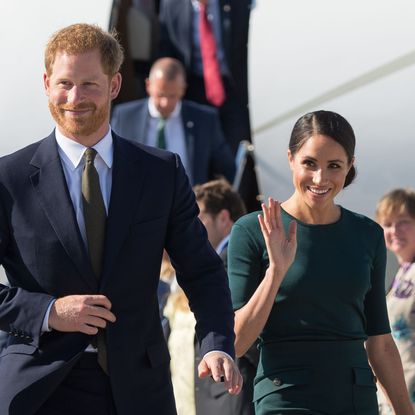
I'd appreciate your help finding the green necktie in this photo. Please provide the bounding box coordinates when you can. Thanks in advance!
[156,118,167,150]
[81,147,108,374]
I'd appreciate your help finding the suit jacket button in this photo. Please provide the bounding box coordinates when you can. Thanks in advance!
[273,377,283,386]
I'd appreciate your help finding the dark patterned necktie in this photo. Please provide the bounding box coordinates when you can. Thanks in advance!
[156,118,167,149]
[81,147,108,374]
[199,3,225,107]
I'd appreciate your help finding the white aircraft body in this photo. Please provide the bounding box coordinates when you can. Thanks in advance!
[250,0,415,220]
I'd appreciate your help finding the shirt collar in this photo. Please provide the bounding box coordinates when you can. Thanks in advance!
[216,234,230,254]
[55,126,114,170]
[148,98,182,120]
[191,0,215,11]
[191,0,219,13]
[400,262,414,274]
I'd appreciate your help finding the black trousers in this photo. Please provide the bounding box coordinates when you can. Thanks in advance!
[36,353,117,415]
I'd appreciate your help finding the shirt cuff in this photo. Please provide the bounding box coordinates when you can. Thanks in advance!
[41,299,56,333]
[203,350,234,362]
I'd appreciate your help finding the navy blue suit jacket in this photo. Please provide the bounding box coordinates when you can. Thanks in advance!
[159,0,251,107]
[0,132,235,415]
[111,99,235,185]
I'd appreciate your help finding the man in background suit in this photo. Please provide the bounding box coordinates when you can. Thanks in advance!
[111,57,235,186]
[159,0,252,154]
[158,0,260,212]
[0,23,241,415]
[193,179,258,415]
[195,179,245,268]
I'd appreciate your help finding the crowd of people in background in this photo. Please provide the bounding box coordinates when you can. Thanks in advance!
[115,0,260,211]
[109,2,260,411]
[112,3,415,409]
[0,1,415,414]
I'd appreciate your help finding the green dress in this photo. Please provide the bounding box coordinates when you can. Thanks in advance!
[228,207,390,414]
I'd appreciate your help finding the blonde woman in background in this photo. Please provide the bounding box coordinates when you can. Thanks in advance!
[164,180,251,415]
[376,188,415,413]
[159,251,197,415]
[163,277,197,415]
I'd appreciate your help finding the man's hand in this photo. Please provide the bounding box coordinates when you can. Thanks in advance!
[49,295,116,334]
[198,351,243,395]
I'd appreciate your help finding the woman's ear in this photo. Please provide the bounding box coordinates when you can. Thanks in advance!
[348,155,355,172]
[287,149,294,171]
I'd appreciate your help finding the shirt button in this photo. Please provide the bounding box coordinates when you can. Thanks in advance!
[273,378,283,386]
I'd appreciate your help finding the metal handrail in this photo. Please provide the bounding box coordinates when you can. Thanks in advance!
[232,140,255,192]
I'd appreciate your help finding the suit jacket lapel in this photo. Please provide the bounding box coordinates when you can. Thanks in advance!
[136,101,149,144]
[180,103,196,184]
[101,134,146,288]
[29,132,96,291]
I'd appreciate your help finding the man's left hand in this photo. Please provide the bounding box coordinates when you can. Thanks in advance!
[198,351,243,395]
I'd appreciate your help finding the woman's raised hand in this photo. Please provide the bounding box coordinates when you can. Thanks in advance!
[258,198,297,277]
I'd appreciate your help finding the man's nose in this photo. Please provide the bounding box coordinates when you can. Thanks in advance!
[160,97,169,107]
[67,86,84,105]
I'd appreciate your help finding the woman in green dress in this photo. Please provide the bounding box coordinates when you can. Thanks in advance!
[228,110,413,414]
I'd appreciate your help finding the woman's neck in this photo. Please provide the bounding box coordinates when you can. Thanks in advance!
[281,196,341,225]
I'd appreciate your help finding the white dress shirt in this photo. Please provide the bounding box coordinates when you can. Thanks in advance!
[42,126,113,343]
[215,234,230,255]
[55,127,113,244]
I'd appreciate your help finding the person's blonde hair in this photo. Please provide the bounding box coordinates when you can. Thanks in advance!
[376,188,415,223]
[45,23,124,76]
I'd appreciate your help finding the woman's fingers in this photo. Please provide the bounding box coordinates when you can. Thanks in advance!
[275,200,284,230]
[258,213,268,238]
[262,198,281,231]
[262,202,270,230]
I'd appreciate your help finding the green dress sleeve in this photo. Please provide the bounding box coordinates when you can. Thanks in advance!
[364,229,391,336]
[228,213,267,310]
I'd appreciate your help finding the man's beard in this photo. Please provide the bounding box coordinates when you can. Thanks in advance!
[48,101,109,138]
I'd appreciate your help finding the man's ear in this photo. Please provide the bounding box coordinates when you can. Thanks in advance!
[145,78,151,96]
[218,208,230,222]
[43,72,50,96]
[217,209,233,234]
[110,72,122,100]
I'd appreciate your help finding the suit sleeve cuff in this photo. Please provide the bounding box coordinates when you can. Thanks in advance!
[41,299,56,333]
